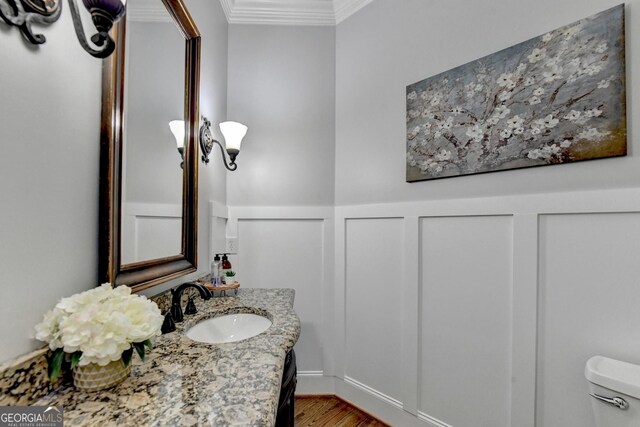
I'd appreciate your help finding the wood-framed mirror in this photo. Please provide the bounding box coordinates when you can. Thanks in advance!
[99,0,201,292]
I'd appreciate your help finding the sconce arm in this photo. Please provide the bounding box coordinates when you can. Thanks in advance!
[200,116,240,171]
[68,0,115,59]
[0,0,26,26]
[213,139,238,171]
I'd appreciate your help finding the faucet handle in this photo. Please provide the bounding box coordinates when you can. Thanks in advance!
[185,296,197,315]
[161,311,176,334]
[171,300,184,323]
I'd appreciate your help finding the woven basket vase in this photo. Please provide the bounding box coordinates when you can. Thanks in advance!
[73,359,131,392]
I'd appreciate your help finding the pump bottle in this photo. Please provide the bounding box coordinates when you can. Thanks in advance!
[221,254,232,284]
[211,254,221,286]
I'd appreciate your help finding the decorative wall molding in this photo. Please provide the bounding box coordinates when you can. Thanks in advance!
[121,203,182,264]
[331,187,640,427]
[344,375,403,409]
[333,0,374,23]
[227,186,640,427]
[218,0,374,26]
[209,201,230,219]
[127,3,174,23]
[417,411,454,427]
[226,209,333,376]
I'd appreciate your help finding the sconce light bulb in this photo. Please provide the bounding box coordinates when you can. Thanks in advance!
[219,121,248,152]
[169,120,185,149]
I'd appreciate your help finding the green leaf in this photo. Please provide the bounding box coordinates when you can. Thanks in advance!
[70,351,82,370]
[142,339,153,350]
[122,348,134,367]
[47,349,64,382]
[134,342,146,361]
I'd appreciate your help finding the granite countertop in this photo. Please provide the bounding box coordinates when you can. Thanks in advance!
[34,288,300,427]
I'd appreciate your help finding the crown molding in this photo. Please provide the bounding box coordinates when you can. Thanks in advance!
[334,0,374,24]
[128,3,174,23]
[218,0,373,26]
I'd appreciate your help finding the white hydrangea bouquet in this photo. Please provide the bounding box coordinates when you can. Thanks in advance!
[35,283,163,388]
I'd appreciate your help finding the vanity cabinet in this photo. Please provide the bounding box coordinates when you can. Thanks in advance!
[34,289,300,426]
[276,350,297,427]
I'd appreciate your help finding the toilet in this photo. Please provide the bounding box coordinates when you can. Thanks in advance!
[585,356,640,426]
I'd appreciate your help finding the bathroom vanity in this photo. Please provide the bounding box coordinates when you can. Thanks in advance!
[34,288,300,426]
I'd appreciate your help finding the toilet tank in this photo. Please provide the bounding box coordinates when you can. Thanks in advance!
[585,356,640,427]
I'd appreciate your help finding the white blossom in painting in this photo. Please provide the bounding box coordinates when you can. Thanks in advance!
[406,5,626,182]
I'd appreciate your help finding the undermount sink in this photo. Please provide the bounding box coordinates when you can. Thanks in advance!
[186,313,272,344]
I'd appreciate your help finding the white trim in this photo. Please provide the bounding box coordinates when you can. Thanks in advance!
[402,216,420,415]
[229,205,333,219]
[417,411,455,427]
[336,187,640,219]
[209,202,229,270]
[226,206,334,381]
[330,187,640,427]
[127,5,174,23]
[121,203,182,264]
[218,0,234,23]
[344,375,403,409]
[299,370,324,376]
[510,214,539,427]
[226,186,640,427]
[124,202,182,217]
[335,377,427,427]
[334,215,347,380]
[296,373,336,395]
[321,217,336,377]
[334,0,374,23]
[217,0,374,26]
[209,201,229,219]
[297,374,452,426]
[227,9,335,26]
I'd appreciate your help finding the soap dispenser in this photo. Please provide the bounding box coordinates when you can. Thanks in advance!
[221,254,232,284]
[211,254,221,286]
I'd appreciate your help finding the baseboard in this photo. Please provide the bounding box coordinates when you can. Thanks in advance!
[296,372,336,395]
[344,375,403,409]
[417,411,454,427]
[296,375,451,427]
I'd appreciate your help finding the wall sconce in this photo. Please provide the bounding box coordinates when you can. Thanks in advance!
[200,117,248,171]
[0,0,126,58]
[169,120,185,169]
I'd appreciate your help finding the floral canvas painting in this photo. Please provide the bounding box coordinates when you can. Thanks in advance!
[406,5,626,182]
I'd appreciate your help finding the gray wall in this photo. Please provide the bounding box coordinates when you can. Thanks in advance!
[0,0,228,362]
[0,9,102,363]
[192,0,229,208]
[335,0,639,205]
[227,25,336,207]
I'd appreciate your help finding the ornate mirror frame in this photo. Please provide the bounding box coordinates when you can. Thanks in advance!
[99,0,201,292]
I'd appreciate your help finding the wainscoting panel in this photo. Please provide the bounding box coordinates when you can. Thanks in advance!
[419,216,513,427]
[236,218,326,373]
[134,217,182,261]
[344,218,405,408]
[230,188,640,427]
[536,213,640,427]
[121,203,182,264]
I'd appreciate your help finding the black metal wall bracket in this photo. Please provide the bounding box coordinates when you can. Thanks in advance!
[1,0,121,58]
[0,0,62,45]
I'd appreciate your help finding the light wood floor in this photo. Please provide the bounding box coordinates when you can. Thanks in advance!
[295,395,390,427]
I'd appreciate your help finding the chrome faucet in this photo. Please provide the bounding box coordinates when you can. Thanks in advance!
[170,282,212,323]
